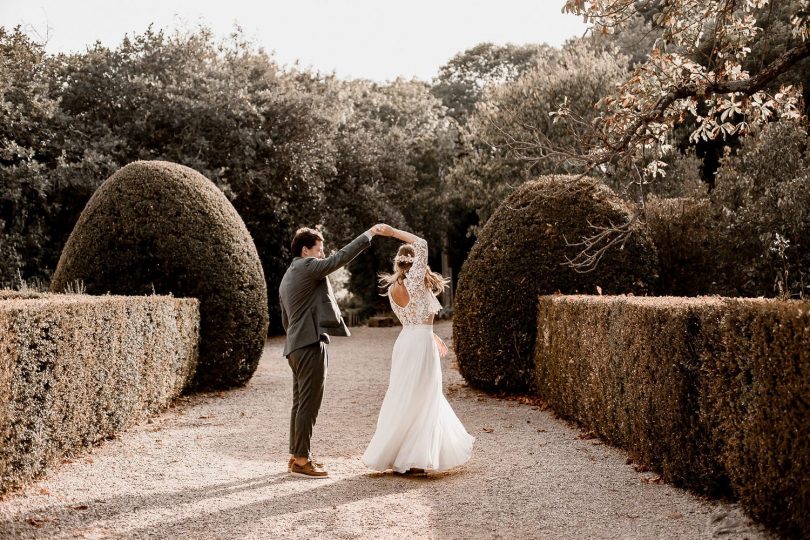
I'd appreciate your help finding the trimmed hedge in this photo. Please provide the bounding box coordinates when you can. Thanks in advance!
[453,175,658,393]
[0,294,199,495]
[51,161,268,390]
[0,291,44,301]
[535,295,810,538]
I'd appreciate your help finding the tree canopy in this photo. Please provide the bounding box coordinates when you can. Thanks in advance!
[558,0,810,180]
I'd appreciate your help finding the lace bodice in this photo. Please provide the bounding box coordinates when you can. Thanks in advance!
[388,237,443,326]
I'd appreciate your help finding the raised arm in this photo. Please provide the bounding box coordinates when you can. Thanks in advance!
[404,237,428,295]
[389,227,419,244]
[305,232,371,279]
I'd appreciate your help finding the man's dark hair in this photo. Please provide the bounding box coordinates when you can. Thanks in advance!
[291,227,324,257]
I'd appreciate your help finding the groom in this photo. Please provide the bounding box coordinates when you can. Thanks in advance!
[279,224,384,478]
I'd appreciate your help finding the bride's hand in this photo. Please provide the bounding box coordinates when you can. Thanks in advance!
[433,333,449,357]
[374,223,395,237]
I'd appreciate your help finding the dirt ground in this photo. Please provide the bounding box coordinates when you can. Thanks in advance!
[0,321,772,539]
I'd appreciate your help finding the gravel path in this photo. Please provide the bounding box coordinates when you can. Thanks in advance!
[0,321,772,539]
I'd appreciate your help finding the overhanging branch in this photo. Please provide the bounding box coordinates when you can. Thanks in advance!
[604,40,810,162]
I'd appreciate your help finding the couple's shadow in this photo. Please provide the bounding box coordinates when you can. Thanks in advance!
[0,468,448,538]
[130,470,428,537]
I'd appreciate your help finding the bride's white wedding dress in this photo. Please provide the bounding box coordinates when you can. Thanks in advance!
[362,237,474,473]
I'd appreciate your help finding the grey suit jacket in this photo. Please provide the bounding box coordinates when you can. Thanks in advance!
[279,233,371,356]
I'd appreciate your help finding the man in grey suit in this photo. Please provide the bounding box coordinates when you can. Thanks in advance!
[280,224,384,478]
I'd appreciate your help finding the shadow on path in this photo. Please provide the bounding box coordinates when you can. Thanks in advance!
[0,473,288,537]
[0,471,421,538]
[127,472,419,538]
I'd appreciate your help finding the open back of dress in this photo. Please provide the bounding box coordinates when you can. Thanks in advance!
[387,237,442,325]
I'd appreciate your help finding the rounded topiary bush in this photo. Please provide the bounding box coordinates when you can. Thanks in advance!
[453,175,658,393]
[51,161,268,390]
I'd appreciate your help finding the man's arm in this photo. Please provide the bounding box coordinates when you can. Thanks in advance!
[280,294,289,332]
[305,232,372,279]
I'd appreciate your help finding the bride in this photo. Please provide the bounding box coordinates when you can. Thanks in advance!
[362,225,474,474]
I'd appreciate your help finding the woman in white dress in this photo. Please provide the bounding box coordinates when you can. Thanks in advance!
[362,225,475,474]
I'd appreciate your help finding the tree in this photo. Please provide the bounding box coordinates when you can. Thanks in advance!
[712,120,810,298]
[499,1,810,272]
[583,11,662,67]
[557,0,810,181]
[446,42,628,227]
[0,26,102,286]
[1,24,462,322]
[432,42,554,124]
[0,25,341,331]
[322,78,459,314]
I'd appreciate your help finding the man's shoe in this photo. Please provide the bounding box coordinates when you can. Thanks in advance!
[290,460,329,479]
[289,456,324,471]
[310,455,325,468]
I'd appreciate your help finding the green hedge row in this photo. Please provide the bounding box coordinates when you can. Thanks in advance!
[0,293,199,494]
[535,295,809,538]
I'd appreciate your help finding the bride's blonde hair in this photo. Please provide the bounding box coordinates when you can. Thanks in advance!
[378,244,450,295]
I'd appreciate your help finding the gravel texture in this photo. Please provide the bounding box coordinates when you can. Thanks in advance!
[0,321,772,539]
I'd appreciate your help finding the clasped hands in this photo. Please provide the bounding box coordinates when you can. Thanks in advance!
[369,224,395,237]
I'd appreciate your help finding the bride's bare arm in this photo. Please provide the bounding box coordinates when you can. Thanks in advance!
[376,225,419,244]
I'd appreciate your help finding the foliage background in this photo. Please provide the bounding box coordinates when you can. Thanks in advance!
[3,4,809,333]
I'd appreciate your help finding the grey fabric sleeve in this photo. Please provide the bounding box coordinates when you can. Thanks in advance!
[305,233,372,279]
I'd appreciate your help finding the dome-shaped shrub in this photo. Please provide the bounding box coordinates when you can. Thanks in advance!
[453,175,658,393]
[51,161,268,390]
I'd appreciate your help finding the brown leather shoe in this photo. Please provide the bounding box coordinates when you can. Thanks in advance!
[289,456,324,471]
[290,460,329,478]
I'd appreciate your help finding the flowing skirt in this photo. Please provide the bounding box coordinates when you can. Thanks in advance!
[362,325,475,472]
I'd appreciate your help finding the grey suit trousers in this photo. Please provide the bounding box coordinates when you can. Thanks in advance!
[287,339,328,457]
